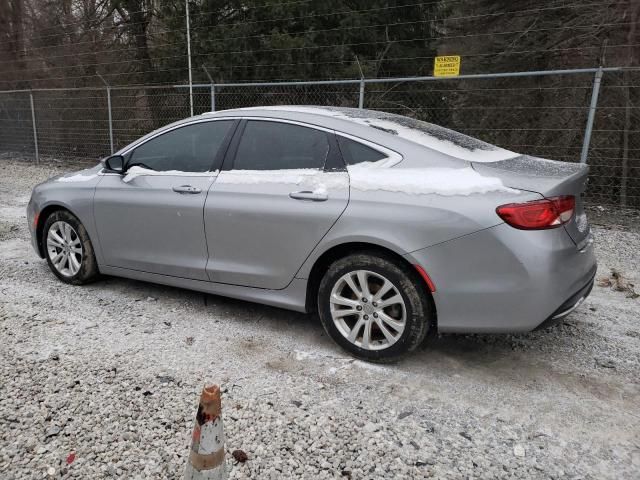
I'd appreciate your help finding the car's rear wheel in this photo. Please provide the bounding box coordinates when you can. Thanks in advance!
[43,210,98,285]
[317,252,432,362]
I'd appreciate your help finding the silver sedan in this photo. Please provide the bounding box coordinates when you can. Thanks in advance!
[27,107,596,361]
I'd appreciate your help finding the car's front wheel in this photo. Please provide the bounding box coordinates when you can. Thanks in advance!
[43,210,99,285]
[317,252,433,362]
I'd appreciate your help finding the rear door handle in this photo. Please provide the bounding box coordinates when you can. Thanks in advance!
[172,185,202,194]
[289,191,328,202]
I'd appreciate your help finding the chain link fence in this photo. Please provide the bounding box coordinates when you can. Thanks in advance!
[0,69,638,207]
[214,82,361,111]
[0,92,34,157]
[589,70,640,208]
[110,86,211,150]
[32,89,111,159]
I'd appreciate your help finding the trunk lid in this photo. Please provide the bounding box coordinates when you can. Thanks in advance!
[472,155,590,246]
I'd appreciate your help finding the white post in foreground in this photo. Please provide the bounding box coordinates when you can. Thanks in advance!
[185,0,194,117]
[184,385,227,480]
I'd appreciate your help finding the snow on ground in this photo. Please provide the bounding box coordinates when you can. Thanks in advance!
[1,157,639,479]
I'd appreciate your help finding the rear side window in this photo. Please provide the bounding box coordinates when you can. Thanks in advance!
[128,120,233,172]
[233,121,329,170]
[337,136,387,165]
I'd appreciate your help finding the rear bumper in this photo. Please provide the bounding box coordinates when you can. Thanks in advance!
[405,223,597,333]
[534,270,595,330]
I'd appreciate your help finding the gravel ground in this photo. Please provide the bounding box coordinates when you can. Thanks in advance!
[1,157,639,479]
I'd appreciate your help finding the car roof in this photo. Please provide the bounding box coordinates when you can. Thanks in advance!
[202,106,518,163]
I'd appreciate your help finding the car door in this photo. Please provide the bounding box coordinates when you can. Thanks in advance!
[94,119,237,280]
[204,119,349,289]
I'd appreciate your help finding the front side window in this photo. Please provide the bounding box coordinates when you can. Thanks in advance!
[128,121,233,172]
[233,121,330,170]
[337,136,387,166]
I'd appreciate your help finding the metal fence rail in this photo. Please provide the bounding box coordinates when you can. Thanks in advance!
[0,67,638,207]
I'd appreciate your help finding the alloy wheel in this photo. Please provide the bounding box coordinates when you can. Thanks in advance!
[46,221,83,277]
[329,269,407,350]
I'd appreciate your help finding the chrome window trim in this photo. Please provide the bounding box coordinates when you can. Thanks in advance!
[236,116,336,135]
[232,117,403,167]
[229,117,337,172]
[118,115,402,169]
[118,117,241,156]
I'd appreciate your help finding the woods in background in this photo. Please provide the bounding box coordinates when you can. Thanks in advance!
[0,0,638,88]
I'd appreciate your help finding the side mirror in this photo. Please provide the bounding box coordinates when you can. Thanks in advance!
[104,154,125,174]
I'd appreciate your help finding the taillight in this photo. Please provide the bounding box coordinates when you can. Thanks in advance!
[496,195,575,230]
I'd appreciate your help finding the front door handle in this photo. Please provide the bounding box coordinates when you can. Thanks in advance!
[172,185,202,194]
[289,190,328,202]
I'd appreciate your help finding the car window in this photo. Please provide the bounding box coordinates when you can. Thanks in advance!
[234,121,329,170]
[337,136,387,166]
[128,121,233,172]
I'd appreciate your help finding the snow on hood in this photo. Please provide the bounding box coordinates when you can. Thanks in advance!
[57,172,98,183]
[56,165,102,182]
[234,106,518,163]
[218,166,517,196]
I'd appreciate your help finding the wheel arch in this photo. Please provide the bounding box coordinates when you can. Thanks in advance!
[36,204,80,257]
[304,241,437,327]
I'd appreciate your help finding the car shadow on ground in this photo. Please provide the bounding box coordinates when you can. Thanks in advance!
[86,274,591,379]
[96,273,327,334]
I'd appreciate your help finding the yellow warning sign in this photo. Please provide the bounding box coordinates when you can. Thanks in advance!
[434,56,461,77]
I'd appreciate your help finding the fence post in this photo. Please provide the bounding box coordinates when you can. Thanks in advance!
[98,74,114,154]
[185,0,194,117]
[580,67,603,164]
[106,86,114,154]
[202,66,215,112]
[358,79,365,109]
[620,72,630,207]
[29,91,39,165]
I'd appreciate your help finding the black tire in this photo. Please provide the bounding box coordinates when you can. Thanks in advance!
[42,210,99,285]
[317,251,433,362]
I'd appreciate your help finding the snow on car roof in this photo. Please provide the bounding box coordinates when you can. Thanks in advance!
[219,106,518,163]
